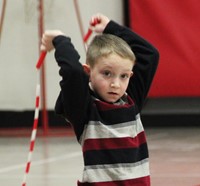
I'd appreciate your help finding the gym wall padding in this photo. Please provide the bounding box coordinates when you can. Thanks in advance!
[128,0,200,97]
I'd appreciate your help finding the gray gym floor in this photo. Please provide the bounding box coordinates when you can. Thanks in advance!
[0,127,200,186]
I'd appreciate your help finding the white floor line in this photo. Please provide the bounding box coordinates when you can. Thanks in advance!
[0,151,81,174]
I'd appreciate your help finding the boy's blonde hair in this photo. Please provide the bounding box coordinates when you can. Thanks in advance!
[86,34,136,68]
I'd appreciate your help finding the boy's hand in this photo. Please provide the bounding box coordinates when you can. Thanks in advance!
[89,13,110,33]
[40,30,65,52]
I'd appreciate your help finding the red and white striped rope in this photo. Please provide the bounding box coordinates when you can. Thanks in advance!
[21,18,97,185]
[21,52,46,186]
[36,51,47,69]
[83,19,99,43]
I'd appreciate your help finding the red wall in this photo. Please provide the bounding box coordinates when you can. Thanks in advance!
[129,0,200,97]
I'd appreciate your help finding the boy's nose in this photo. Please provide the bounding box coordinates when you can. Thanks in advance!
[110,79,120,88]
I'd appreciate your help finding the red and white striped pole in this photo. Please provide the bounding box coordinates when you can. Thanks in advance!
[21,12,97,185]
[83,19,99,43]
[21,52,46,186]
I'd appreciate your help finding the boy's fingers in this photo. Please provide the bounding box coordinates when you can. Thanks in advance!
[40,45,46,52]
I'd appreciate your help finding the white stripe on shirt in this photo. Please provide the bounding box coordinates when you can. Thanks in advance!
[81,159,149,183]
[80,115,144,144]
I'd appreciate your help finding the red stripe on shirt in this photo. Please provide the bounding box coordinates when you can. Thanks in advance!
[83,131,146,152]
[77,175,150,186]
[94,96,134,111]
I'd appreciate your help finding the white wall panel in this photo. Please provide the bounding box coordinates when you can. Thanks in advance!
[0,0,124,110]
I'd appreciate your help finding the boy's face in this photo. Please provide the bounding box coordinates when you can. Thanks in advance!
[89,54,133,103]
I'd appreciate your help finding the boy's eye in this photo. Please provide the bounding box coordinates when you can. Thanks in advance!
[121,74,129,79]
[103,70,111,77]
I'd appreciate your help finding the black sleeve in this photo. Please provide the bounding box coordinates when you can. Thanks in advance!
[103,21,159,112]
[53,36,91,139]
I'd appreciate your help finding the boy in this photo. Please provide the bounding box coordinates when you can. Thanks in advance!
[41,13,159,186]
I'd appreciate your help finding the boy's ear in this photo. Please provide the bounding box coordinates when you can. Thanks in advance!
[82,64,90,75]
[130,71,134,77]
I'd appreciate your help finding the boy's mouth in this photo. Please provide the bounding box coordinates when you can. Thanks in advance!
[108,92,118,95]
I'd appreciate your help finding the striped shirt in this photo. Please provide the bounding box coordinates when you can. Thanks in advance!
[77,95,150,186]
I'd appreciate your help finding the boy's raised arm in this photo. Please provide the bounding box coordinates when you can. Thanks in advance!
[103,20,159,111]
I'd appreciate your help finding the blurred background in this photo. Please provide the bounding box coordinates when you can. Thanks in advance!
[0,0,125,131]
[0,0,199,133]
